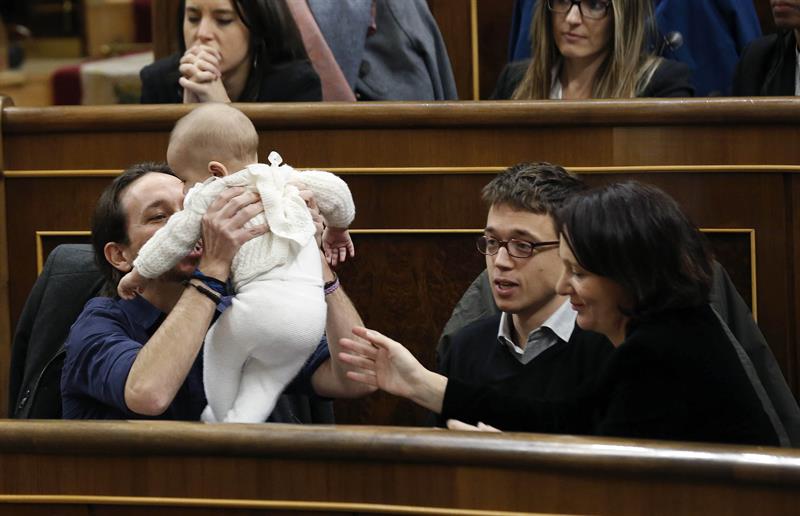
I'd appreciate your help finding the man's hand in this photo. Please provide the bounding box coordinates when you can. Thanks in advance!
[291,181,325,247]
[199,187,266,279]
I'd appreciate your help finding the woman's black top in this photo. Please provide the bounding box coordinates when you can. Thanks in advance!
[140,52,322,103]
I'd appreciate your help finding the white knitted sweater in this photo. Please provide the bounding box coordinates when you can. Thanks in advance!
[133,152,355,291]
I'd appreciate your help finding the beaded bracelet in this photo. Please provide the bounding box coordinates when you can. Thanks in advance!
[324,273,340,296]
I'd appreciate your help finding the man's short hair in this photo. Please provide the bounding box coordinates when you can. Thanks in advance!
[481,162,586,215]
[91,162,174,294]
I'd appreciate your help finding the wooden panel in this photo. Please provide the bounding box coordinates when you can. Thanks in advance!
[3,99,800,424]
[0,96,12,419]
[151,0,180,60]
[427,0,473,100]
[83,0,137,58]
[335,232,486,425]
[477,0,515,99]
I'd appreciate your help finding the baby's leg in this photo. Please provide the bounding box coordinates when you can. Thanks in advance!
[223,280,326,423]
[202,309,251,422]
[224,357,283,423]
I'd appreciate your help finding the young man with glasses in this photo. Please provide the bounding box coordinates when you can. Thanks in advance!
[437,163,799,444]
[435,162,613,426]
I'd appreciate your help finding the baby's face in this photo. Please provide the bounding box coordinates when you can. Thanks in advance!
[175,167,210,194]
[167,148,211,193]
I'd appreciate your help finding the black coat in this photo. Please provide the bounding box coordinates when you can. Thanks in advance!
[732,31,797,96]
[140,52,322,103]
[443,304,780,447]
[490,57,695,99]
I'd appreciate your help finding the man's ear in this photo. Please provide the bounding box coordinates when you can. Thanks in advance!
[104,242,133,273]
[208,161,228,178]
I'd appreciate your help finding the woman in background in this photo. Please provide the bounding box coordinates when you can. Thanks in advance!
[492,0,693,99]
[339,182,779,446]
[140,0,320,103]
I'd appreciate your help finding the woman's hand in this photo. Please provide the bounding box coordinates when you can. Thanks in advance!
[198,187,266,279]
[337,327,447,413]
[179,44,231,103]
[446,419,501,432]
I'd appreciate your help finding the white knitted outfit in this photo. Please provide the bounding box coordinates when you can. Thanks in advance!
[133,152,355,422]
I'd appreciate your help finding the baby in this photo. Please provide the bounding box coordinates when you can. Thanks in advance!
[117,103,355,423]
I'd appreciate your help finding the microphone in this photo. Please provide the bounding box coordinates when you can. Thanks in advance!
[658,31,684,55]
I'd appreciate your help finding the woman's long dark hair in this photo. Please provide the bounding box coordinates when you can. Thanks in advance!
[178,0,309,101]
[557,181,713,321]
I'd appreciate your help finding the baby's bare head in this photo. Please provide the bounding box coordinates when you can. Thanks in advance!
[167,103,260,185]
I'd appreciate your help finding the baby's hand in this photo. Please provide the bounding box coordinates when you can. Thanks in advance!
[117,267,149,300]
[322,227,355,266]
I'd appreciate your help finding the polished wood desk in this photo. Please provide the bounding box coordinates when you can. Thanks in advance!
[1,98,800,423]
[0,420,799,515]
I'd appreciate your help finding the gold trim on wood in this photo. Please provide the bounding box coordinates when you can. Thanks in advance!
[0,495,563,516]
[470,0,480,100]
[6,165,800,179]
[35,231,91,274]
[701,228,758,321]
[5,169,122,178]
[324,165,800,176]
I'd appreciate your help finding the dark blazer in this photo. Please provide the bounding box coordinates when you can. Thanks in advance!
[490,57,694,99]
[732,31,797,96]
[443,305,780,447]
[140,52,322,103]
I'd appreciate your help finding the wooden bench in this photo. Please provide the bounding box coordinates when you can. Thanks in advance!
[1,420,800,515]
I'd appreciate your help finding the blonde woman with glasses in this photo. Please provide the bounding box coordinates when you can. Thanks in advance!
[492,0,694,99]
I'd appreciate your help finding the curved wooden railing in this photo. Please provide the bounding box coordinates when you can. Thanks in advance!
[3,97,800,132]
[0,420,799,515]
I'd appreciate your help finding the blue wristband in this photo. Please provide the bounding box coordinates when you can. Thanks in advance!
[191,269,228,296]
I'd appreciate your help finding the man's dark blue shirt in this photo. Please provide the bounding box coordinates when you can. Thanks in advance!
[61,295,329,420]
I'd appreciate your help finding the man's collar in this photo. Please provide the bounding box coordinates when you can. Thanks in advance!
[498,300,576,347]
[119,295,164,332]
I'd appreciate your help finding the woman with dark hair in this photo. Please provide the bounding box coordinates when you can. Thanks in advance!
[338,181,780,446]
[140,0,320,103]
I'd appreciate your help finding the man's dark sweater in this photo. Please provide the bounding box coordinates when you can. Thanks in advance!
[437,312,613,426]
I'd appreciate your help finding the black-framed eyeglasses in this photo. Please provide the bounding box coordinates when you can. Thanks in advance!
[476,236,559,259]
[546,0,612,20]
